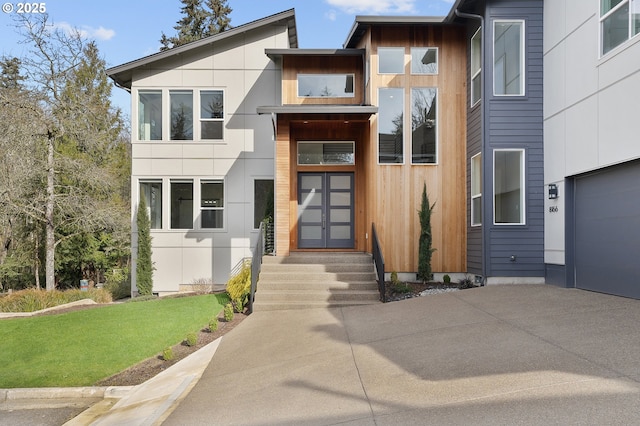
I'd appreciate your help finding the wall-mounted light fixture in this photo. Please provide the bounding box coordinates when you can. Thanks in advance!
[548,183,559,199]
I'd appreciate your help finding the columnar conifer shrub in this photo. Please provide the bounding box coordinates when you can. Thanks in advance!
[136,194,153,296]
[417,183,436,283]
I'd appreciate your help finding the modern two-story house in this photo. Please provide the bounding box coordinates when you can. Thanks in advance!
[108,0,639,300]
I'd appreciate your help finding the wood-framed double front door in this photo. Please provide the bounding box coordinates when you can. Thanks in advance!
[297,172,354,249]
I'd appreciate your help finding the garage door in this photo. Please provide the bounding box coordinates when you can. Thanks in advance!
[574,160,640,298]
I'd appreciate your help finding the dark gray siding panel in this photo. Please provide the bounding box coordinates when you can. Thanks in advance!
[466,19,483,275]
[484,0,545,278]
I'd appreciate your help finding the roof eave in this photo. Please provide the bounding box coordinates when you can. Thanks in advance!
[107,8,298,89]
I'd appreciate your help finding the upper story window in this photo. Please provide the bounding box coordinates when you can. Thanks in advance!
[471,28,482,106]
[494,149,525,225]
[200,90,224,140]
[138,90,162,141]
[411,48,438,74]
[297,74,355,98]
[601,0,640,55]
[493,20,525,96]
[378,87,404,164]
[378,47,404,74]
[170,90,193,140]
[136,89,224,141]
[411,88,437,164]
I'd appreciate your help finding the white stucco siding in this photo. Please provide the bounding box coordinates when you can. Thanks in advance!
[543,0,640,269]
[130,23,286,294]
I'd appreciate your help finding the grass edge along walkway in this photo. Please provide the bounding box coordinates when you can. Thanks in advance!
[0,293,229,388]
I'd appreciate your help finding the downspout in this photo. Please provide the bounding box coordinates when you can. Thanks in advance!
[454,8,487,285]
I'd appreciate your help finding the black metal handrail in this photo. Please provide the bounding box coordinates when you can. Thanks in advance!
[372,223,386,303]
[248,222,265,314]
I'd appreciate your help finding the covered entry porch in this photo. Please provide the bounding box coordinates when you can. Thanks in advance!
[257,107,377,256]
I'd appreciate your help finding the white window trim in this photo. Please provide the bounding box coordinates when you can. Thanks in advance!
[410,87,438,165]
[198,89,225,141]
[199,179,225,230]
[493,149,525,226]
[471,153,482,227]
[492,19,525,97]
[470,27,482,107]
[138,179,163,229]
[377,87,405,165]
[410,47,439,75]
[378,47,405,75]
[599,0,640,56]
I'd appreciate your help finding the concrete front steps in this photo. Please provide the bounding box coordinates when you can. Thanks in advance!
[253,252,381,311]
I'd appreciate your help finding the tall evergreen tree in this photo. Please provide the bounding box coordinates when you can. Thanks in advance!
[0,57,25,89]
[135,194,153,295]
[160,0,232,51]
[417,183,436,283]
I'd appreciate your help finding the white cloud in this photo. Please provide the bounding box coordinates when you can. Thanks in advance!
[325,9,338,21]
[52,21,115,41]
[325,0,417,14]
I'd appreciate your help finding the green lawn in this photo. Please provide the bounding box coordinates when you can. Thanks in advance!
[0,294,229,388]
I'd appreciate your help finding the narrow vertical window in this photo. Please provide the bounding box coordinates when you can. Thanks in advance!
[411,48,438,74]
[139,181,162,229]
[494,150,525,225]
[138,90,162,140]
[470,28,482,106]
[493,20,524,96]
[201,180,224,229]
[170,90,193,140]
[254,179,274,229]
[170,181,193,229]
[411,88,437,164]
[378,88,404,164]
[471,154,482,226]
[378,47,405,74]
[200,90,224,140]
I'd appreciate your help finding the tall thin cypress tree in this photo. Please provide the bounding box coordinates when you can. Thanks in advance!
[136,194,153,295]
[417,183,436,282]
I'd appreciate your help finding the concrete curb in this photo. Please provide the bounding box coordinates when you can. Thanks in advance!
[0,299,99,319]
[0,386,134,402]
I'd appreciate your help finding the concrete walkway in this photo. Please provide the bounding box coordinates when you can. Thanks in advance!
[160,285,640,425]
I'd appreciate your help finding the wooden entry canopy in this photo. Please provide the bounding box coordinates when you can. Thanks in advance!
[256,106,377,255]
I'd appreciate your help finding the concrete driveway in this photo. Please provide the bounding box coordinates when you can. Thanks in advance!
[164,285,640,425]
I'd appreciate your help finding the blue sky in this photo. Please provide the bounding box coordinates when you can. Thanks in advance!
[0,0,455,115]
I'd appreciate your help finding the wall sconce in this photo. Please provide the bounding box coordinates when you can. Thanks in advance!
[548,184,559,199]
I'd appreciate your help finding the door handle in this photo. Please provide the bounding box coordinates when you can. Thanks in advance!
[322,213,326,229]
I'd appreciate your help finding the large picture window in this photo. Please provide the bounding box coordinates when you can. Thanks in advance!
[494,150,525,225]
[378,88,404,164]
[297,74,355,98]
[471,28,482,106]
[170,90,193,140]
[471,154,482,226]
[601,0,640,55]
[200,90,224,140]
[378,47,404,74]
[493,20,524,96]
[139,181,162,229]
[138,91,162,140]
[170,181,193,229]
[411,88,437,164]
